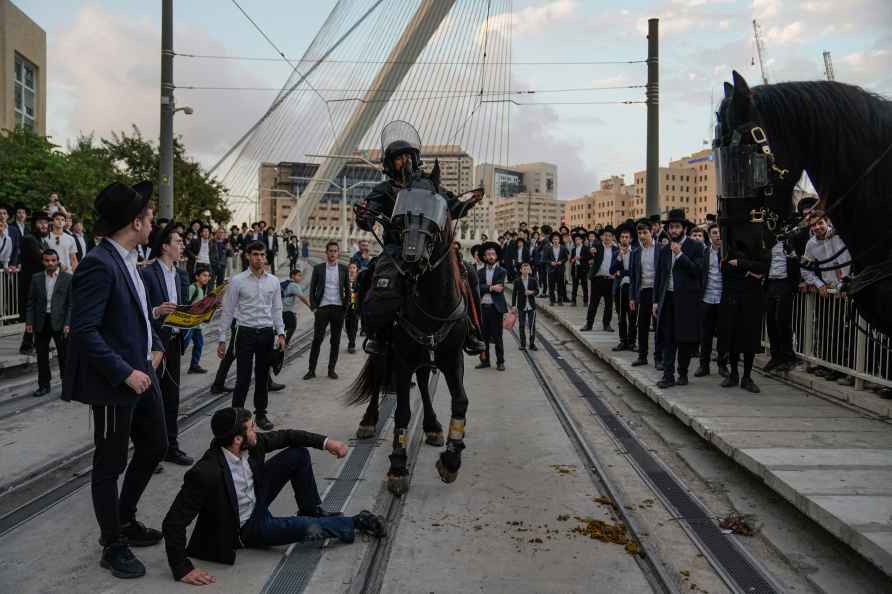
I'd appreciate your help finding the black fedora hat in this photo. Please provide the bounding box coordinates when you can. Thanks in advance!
[662,208,689,226]
[31,210,50,223]
[635,217,651,229]
[13,201,30,215]
[480,241,502,259]
[648,214,661,224]
[470,244,482,258]
[549,231,562,242]
[94,181,152,236]
[540,224,553,237]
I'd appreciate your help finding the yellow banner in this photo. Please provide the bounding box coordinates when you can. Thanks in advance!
[162,283,228,330]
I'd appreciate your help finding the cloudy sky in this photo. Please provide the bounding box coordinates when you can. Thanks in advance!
[15,0,891,200]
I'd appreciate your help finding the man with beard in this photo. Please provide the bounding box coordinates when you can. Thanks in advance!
[162,407,385,585]
[19,211,51,354]
[476,242,508,371]
[654,209,705,389]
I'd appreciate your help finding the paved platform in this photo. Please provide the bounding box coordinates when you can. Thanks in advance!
[537,299,892,577]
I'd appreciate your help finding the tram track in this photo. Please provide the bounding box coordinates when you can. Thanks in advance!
[0,327,317,539]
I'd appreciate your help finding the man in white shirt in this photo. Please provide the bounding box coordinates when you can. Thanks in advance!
[305,241,349,380]
[48,211,78,272]
[0,220,12,268]
[26,249,72,397]
[695,224,728,378]
[218,241,287,431]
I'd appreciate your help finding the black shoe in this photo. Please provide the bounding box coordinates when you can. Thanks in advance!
[210,383,234,394]
[519,344,527,351]
[464,334,486,355]
[611,343,626,352]
[303,370,316,380]
[33,386,51,397]
[656,377,675,389]
[187,365,208,374]
[363,338,384,355]
[299,506,344,518]
[763,358,783,373]
[328,369,339,380]
[164,449,193,466]
[721,374,739,388]
[119,520,162,547]
[475,361,491,369]
[676,374,689,386]
[878,388,892,400]
[353,510,387,538]
[693,366,709,378]
[256,415,274,431]
[717,365,729,378]
[496,363,506,371]
[100,542,145,579]
[580,325,593,331]
[529,344,538,351]
[631,358,647,367]
[603,325,615,332]
[268,380,286,392]
[348,346,356,354]
[740,376,761,393]
[153,465,163,474]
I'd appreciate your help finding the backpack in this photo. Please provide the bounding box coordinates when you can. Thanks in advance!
[280,279,291,300]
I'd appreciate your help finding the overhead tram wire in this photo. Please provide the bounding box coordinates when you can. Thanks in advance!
[173,51,648,66]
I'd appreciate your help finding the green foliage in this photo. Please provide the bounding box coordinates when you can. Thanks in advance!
[0,126,230,230]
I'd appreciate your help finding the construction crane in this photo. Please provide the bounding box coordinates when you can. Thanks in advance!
[823,50,836,81]
[752,19,769,85]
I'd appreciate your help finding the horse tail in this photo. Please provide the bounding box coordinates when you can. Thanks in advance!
[345,352,390,406]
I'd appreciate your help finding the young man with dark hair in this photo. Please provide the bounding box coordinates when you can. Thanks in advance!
[695,224,728,378]
[162,407,385,586]
[26,249,72,397]
[476,242,508,370]
[282,268,310,346]
[48,210,78,273]
[511,261,539,351]
[184,265,212,374]
[218,241,286,431]
[63,181,167,578]
[630,220,660,367]
[611,226,636,351]
[305,241,349,380]
[582,227,618,332]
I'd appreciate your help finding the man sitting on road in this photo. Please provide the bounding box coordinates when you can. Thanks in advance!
[162,407,387,586]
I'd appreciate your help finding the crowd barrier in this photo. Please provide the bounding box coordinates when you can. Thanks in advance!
[0,270,19,325]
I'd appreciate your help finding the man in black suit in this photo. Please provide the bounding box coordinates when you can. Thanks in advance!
[763,235,801,372]
[654,209,706,389]
[504,236,530,282]
[568,233,591,306]
[305,241,350,380]
[583,227,618,331]
[611,225,636,351]
[162,407,385,585]
[629,219,660,367]
[142,223,193,466]
[62,181,167,579]
[260,222,278,271]
[511,261,539,351]
[544,231,568,305]
[25,249,72,397]
[18,211,50,354]
[476,242,508,370]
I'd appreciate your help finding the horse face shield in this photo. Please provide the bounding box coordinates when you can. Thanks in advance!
[714,144,770,200]
[391,189,449,266]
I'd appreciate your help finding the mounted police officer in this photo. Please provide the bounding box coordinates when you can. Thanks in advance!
[354,121,485,356]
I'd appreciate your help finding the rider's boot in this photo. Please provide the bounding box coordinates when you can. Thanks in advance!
[363,332,387,356]
[463,321,486,355]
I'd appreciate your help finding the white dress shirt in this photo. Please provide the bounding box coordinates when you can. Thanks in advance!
[481,265,495,304]
[551,245,560,260]
[574,245,583,262]
[639,244,655,289]
[521,277,533,311]
[596,244,614,277]
[44,270,58,314]
[703,246,722,304]
[320,263,342,307]
[0,231,11,266]
[618,249,631,285]
[222,448,256,527]
[768,241,788,279]
[159,260,180,304]
[197,239,211,265]
[219,269,285,342]
[106,238,153,360]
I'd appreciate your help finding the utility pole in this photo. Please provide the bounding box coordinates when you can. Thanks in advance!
[823,51,835,81]
[645,18,659,217]
[341,175,349,253]
[159,0,174,219]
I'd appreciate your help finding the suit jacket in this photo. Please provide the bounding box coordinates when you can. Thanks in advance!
[630,244,661,302]
[25,271,73,333]
[8,223,24,267]
[587,243,619,279]
[609,247,633,291]
[543,244,569,272]
[654,237,706,343]
[162,430,327,581]
[310,262,350,309]
[20,233,47,278]
[511,276,539,311]
[62,239,163,407]
[502,245,531,271]
[262,231,278,255]
[568,244,591,271]
[477,265,509,314]
[186,238,220,269]
[210,240,230,270]
[141,260,190,342]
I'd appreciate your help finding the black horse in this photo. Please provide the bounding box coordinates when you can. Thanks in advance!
[346,196,470,496]
[354,366,444,447]
[715,71,892,335]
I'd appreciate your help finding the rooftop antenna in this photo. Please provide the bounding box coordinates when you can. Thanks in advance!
[752,19,769,85]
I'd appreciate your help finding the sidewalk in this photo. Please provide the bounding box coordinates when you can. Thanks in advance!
[537,300,892,578]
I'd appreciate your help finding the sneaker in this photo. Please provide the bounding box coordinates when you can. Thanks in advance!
[303,370,316,380]
[210,384,234,394]
[693,366,709,378]
[119,520,162,547]
[353,510,387,538]
[187,365,208,374]
[631,358,647,367]
[100,542,146,579]
[256,415,274,431]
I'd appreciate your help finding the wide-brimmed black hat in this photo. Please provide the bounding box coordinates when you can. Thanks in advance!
[648,214,661,224]
[662,208,689,226]
[571,226,587,236]
[93,181,152,236]
[796,196,819,214]
[270,347,285,376]
[615,223,634,237]
[480,241,502,259]
[470,244,482,258]
[549,231,562,242]
[705,213,717,223]
[540,224,553,237]
[13,201,30,215]
[31,211,50,223]
[635,217,651,229]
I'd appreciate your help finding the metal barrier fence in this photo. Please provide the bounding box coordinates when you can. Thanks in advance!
[767,290,892,390]
[0,270,20,325]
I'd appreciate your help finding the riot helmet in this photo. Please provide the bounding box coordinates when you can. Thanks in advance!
[381,120,423,181]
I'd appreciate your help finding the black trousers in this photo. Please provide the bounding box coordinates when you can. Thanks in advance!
[212,265,226,290]
[518,308,537,347]
[481,304,504,365]
[213,321,237,389]
[91,369,167,545]
[160,333,182,449]
[660,293,696,379]
[233,326,274,416]
[571,265,589,303]
[765,280,795,362]
[635,288,654,359]
[283,311,298,346]
[345,308,359,348]
[699,302,726,369]
[35,323,66,389]
[308,305,345,372]
[615,284,636,345]
[537,263,548,289]
[586,277,614,328]
[547,266,564,304]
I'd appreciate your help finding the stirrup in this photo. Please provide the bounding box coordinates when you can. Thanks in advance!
[463,335,486,356]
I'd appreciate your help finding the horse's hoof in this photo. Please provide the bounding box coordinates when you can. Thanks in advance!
[425,432,445,447]
[386,474,410,496]
[436,459,459,484]
[356,424,376,439]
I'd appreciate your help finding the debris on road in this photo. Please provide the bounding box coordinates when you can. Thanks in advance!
[718,513,756,536]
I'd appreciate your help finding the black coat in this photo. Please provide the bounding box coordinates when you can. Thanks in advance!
[568,244,591,273]
[587,243,619,280]
[141,260,190,342]
[477,265,508,314]
[719,254,769,355]
[654,237,706,344]
[543,244,569,273]
[511,276,539,311]
[25,271,73,333]
[162,429,327,581]
[310,262,350,309]
[503,244,531,272]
